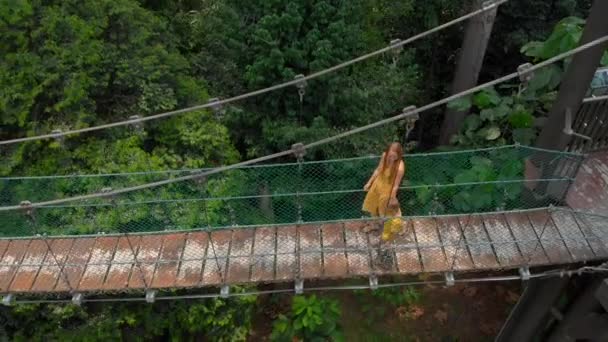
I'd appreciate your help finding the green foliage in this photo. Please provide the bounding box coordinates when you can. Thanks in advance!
[354,286,421,326]
[1,294,256,341]
[271,295,343,342]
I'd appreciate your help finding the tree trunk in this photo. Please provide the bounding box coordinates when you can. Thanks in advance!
[535,0,608,151]
[438,0,498,146]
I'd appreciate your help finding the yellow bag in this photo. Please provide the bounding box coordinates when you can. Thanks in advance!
[382,217,403,241]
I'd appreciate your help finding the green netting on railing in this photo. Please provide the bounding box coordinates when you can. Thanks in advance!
[0,145,584,237]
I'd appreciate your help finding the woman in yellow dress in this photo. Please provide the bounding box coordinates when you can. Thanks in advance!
[362,142,405,240]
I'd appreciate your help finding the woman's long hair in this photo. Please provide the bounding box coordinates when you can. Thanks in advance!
[379,142,404,175]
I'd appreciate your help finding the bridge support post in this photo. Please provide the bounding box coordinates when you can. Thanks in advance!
[496,276,569,342]
[536,0,608,152]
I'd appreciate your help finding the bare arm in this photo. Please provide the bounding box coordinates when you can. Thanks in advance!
[390,160,405,199]
[365,153,384,190]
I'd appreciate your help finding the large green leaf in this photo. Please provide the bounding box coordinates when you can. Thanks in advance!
[473,89,501,109]
[447,96,472,111]
[508,107,534,128]
[484,126,501,140]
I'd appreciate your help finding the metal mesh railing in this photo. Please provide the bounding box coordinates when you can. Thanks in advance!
[0,145,583,238]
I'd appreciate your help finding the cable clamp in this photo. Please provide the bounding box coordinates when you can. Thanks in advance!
[519,266,531,281]
[2,294,15,306]
[482,0,501,10]
[517,63,534,83]
[146,290,157,303]
[128,115,144,132]
[292,142,306,161]
[220,285,230,298]
[189,170,207,185]
[101,187,116,202]
[295,279,304,295]
[19,200,34,216]
[390,39,403,57]
[51,129,65,145]
[445,272,455,286]
[294,74,306,102]
[563,108,592,141]
[369,275,379,290]
[208,98,224,121]
[72,293,84,306]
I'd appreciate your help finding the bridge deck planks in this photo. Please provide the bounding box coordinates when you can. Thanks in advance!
[2,208,607,295]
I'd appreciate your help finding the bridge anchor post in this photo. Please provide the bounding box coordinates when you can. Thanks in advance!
[1,294,15,306]
[295,279,304,295]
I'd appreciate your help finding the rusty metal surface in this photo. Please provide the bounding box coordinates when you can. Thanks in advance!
[1,208,606,296]
[567,151,608,215]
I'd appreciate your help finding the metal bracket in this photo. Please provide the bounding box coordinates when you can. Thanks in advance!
[72,293,83,306]
[101,187,116,203]
[128,115,144,132]
[482,0,501,10]
[517,63,534,83]
[294,74,306,102]
[390,39,403,57]
[2,294,14,306]
[295,279,304,295]
[208,98,224,121]
[563,108,592,141]
[519,266,531,281]
[51,129,65,146]
[189,171,207,185]
[292,142,306,161]
[19,200,34,217]
[145,290,157,303]
[402,106,419,135]
[445,272,455,286]
[369,275,379,290]
[220,285,230,298]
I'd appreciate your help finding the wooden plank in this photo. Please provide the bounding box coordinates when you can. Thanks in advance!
[412,218,448,272]
[78,237,119,291]
[31,239,74,292]
[55,238,96,292]
[458,215,499,269]
[128,235,164,289]
[0,240,9,260]
[435,217,475,270]
[321,223,348,278]
[9,240,48,292]
[504,212,549,265]
[482,214,524,266]
[528,210,572,263]
[202,230,231,285]
[151,233,187,288]
[550,210,595,261]
[176,232,208,287]
[0,240,31,292]
[572,212,608,258]
[298,225,323,279]
[276,226,297,280]
[251,227,276,282]
[392,220,421,274]
[226,229,254,283]
[103,236,141,290]
[343,221,371,276]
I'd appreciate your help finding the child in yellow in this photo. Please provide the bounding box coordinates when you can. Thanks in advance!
[362,142,405,241]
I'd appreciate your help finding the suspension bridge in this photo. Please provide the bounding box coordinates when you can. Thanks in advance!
[0,143,606,302]
[0,0,607,306]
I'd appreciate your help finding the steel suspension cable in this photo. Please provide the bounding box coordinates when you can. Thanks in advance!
[1,34,607,212]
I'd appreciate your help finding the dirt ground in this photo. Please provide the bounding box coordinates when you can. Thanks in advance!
[248,280,522,341]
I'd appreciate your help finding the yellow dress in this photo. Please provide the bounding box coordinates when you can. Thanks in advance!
[363,161,405,241]
[362,162,403,217]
